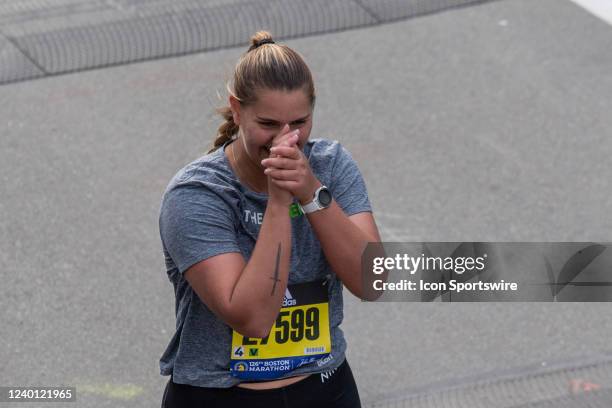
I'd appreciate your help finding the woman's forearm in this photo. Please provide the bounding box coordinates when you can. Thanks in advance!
[306,200,378,299]
[229,200,292,338]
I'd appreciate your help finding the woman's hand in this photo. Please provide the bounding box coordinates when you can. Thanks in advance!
[265,125,301,206]
[261,140,321,205]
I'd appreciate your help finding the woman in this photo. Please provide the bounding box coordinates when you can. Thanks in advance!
[158,30,381,407]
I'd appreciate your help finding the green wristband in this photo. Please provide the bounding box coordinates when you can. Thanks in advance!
[289,203,303,218]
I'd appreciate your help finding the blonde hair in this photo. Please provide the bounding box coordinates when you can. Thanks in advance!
[209,31,316,153]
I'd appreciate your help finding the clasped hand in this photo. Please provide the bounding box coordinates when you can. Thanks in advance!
[261,125,321,205]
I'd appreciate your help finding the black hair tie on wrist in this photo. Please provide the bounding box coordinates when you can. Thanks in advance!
[248,38,275,51]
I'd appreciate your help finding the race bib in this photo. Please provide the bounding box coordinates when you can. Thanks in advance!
[230,280,331,380]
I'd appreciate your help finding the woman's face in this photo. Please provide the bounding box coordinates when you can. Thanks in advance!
[230,88,313,168]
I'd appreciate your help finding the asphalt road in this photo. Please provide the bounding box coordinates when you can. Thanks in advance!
[1,0,611,406]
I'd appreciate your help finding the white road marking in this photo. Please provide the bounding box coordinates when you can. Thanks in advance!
[569,0,612,25]
[70,381,144,400]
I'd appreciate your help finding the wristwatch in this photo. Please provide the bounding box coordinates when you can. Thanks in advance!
[299,186,332,214]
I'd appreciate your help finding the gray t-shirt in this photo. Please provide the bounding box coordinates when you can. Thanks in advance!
[158,138,372,387]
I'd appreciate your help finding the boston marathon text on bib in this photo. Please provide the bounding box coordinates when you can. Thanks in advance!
[230,280,331,380]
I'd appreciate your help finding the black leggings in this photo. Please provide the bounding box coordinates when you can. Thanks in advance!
[161,359,361,408]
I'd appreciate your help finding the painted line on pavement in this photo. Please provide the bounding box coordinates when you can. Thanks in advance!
[569,0,612,25]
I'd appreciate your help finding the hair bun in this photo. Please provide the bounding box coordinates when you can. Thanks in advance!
[248,31,275,52]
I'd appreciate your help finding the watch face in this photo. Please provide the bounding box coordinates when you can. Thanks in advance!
[318,188,332,207]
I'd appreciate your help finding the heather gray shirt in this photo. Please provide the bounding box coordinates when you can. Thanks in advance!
[158,138,372,387]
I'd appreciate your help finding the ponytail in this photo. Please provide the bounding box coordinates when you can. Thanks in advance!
[208,106,239,154]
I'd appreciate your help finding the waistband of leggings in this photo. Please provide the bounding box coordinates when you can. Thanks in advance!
[231,358,348,395]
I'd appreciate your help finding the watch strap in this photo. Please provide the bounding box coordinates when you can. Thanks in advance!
[299,199,322,214]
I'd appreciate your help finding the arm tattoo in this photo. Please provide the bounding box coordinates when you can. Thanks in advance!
[270,243,282,295]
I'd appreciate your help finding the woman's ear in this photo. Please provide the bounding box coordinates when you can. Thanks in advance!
[229,95,241,126]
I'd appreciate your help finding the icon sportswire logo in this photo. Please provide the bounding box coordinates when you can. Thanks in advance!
[282,288,297,307]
